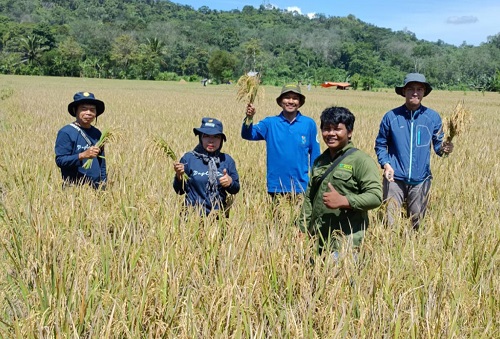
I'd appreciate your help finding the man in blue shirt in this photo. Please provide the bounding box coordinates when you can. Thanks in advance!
[242,84,320,198]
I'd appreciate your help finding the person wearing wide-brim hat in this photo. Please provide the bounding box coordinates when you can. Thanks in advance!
[173,117,240,217]
[375,73,454,229]
[241,83,320,199]
[55,92,107,189]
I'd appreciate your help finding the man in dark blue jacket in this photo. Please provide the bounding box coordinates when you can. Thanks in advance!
[55,92,107,189]
[374,73,453,229]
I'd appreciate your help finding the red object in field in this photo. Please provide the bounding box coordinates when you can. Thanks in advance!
[321,82,351,90]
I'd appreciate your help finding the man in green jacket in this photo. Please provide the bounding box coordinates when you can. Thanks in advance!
[300,106,382,253]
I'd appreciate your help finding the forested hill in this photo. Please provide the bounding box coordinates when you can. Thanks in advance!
[0,0,499,91]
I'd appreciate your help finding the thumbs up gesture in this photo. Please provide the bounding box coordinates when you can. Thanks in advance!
[322,183,350,209]
[219,168,232,188]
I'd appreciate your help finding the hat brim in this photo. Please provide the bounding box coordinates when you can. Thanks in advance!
[193,128,227,142]
[68,99,105,117]
[395,84,432,97]
[276,92,306,107]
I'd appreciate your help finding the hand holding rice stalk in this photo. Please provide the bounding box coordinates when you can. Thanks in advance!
[444,99,471,142]
[82,128,115,169]
[441,99,470,157]
[154,136,189,181]
[236,71,263,126]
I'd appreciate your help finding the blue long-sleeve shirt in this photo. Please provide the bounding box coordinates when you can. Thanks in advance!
[173,151,240,215]
[241,112,320,194]
[55,124,107,188]
[374,104,445,184]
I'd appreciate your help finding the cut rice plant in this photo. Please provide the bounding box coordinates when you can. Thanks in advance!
[444,99,471,142]
[82,128,116,169]
[236,71,263,126]
[154,136,189,181]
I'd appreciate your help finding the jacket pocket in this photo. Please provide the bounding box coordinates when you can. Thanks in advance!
[332,169,353,181]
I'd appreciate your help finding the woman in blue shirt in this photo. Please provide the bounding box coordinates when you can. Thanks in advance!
[173,118,240,217]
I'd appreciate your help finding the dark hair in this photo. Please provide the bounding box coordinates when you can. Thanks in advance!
[320,106,355,132]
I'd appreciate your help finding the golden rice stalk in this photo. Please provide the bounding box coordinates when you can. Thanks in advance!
[153,136,189,181]
[444,99,471,142]
[153,136,177,161]
[236,72,263,126]
[82,128,116,170]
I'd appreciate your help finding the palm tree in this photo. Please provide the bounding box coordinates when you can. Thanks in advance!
[19,35,49,64]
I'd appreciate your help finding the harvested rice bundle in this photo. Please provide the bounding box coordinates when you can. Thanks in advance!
[236,71,263,126]
[82,128,115,170]
[444,99,471,142]
[154,136,189,181]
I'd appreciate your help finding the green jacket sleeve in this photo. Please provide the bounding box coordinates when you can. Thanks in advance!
[344,156,383,211]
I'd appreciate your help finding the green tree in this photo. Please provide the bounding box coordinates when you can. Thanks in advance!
[19,35,50,65]
[110,34,139,78]
[208,50,236,83]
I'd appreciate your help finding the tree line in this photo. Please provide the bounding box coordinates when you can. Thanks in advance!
[1,0,499,91]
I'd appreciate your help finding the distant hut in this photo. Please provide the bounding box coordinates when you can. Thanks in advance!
[321,82,351,90]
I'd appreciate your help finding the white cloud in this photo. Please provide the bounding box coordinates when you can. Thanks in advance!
[286,6,302,14]
[446,16,478,25]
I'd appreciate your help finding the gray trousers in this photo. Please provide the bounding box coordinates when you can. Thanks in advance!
[383,178,431,230]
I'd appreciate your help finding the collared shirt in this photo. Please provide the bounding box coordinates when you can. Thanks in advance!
[241,111,320,193]
[300,142,382,235]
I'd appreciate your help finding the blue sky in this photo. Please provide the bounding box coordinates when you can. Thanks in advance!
[174,0,499,46]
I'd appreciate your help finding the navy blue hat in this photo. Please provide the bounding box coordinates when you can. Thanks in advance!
[193,117,226,141]
[395,73,432,97]
[68,92,105,117]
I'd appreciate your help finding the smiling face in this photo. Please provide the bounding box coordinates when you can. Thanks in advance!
[321,123,352,156]
[75,104,97,128]
[279,92,301,115]
[403,82,426,110]
[201,134,222,152]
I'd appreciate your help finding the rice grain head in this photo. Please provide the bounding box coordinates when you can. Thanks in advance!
[82,128,117,169]
[153,136,189,181]
[236,73,264,126]
[445,99,471,142]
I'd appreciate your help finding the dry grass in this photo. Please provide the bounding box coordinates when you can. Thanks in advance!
[0,75,499,338]
[443,99,471,143]
[236,73,263,126]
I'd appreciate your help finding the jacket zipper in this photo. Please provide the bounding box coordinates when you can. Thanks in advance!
[408,110,414,181]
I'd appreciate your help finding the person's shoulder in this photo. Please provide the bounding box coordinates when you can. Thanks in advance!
[88,125,102,133]
[58,123,73,131]
[386,105,404,115]
[296,111,310,118]
[220,152,235,162]
[352,149,379,167]
[181,151,195,160]
[261,114,280,122]
[57,124,76,135]
[352,148,373,159]
[314,150,330,164]
[421,105,439,115]
[297,113,317,125]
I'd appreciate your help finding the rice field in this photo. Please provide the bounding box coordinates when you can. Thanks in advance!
[0,75,499,338]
